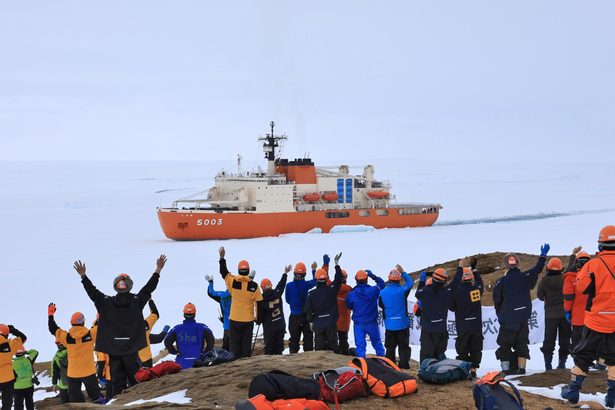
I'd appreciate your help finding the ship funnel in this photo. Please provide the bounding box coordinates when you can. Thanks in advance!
[363,165,374,189]
[339,165,349,175]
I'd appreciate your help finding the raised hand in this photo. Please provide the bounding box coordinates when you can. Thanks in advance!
[205,274,213,283]
[156,255,167,273]
[323,254,330,266]
[334,252,342,265]
[73,260,86,277]
[419,271,427,282]
[284,265,292,274]
[572,246,582,255]
[311,261,318,270]
[459,257,470,268]
[249,270,256,279]
[540,243,550,257]
[395,264,404,273]
[48,303,57,316]
[219,247,225,259]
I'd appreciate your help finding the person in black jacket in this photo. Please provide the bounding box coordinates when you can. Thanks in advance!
[449,258,484,379]
[416,268,454,363]
[256,266,290,355]
[537,257,571,371]
[75,255,166,397]
[305,253,343,353]
[494,245,548,375]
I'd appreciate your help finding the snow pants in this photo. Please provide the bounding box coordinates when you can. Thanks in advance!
[420,331,448,363]
[337,331,349,355]
[264,326,285,355]
[496,323,530,361]
[541,317,571,360]
[229,320,254,359]
[385,327,411,369]
[13,386,34,410]
[572,327,615,373]
[314,324,338,353]
[67,374,101,402]
[571,325,584,352]
[288,314,313,353]
[455,331,483,369]
[222,329,230,352]
[354,322,385,358]
[109,354,139,398]
[0,381,13,410]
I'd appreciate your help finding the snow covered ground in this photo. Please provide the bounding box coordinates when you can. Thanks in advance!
[0,158,613,372]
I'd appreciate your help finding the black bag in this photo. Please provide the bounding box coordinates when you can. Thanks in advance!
[473,371,524,409]
[248,370,321,401]
[193,348,235,367]
[418,358,472,384]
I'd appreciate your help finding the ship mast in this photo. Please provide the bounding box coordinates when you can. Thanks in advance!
[258,121,287,175]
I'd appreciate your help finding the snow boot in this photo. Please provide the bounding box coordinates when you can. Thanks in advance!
[557,357,567,370]
[501,361,513,375]
[544,354,553,371]
[517,368,526,375]
[606,380,615,408]
[561,374,586,404]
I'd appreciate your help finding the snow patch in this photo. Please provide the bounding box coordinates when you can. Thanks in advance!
[124,389,191,406]
[33,389,56,402]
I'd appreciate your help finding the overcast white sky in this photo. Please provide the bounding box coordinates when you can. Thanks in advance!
[1,1,614,162]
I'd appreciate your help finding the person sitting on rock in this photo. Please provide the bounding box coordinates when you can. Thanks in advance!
[164,303,215,369]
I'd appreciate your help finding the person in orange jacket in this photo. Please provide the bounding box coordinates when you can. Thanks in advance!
[561,226,615,408]
[336,267,352,355]
[0,323,26,410]
[562,247,592,350]
[48,304,103,404]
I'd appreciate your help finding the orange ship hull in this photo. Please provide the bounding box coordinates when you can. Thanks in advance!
[157,208,440,240]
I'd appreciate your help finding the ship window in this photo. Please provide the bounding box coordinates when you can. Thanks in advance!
[325,211,350,219]
[178,222,188,229]
[376,209,389,216]
[398,209,415,215]
[359,210,370,217]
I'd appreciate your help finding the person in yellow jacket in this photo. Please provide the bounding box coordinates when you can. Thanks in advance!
[138,299,169,367]
[218,246,263,359]
[96,351,112,400]
[48,303,103,403]
[0,323,27,410]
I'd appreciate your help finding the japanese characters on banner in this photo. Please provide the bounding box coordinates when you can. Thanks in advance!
[378,298,545,349]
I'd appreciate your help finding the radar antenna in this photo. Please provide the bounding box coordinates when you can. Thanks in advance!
[258,121,287,175]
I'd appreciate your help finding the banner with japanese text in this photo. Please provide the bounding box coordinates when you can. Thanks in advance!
[377,298,545,349]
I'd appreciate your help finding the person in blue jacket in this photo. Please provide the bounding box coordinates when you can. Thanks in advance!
[305,253,343,352]
[285,259,318,353]
[493,244,549,375]
[164,303,215,369]
[346,268,386,358]
[449,257,483,379]
[378,264,414,369]
[205,274,231,351]
[416,268,454,364]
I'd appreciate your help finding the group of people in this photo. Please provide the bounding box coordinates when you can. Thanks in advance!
[0,225,614,408]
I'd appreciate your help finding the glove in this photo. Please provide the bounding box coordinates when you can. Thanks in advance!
[323,254,330,266]
[8,325,14,334]
[366,270,376,280]
[205,274,213,283]
[162,325,170,333]
[540,243,550,257]
[565,311,572,324]
[419,271,427,282]
[48,303,56,316]
[249,270,256,279]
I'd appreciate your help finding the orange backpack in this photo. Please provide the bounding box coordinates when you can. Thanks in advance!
[348,357,418,398]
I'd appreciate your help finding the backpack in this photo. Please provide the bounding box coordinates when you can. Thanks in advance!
[235,394,330,410]
[473,371,524,410]
[135,361,182,383]
[193,348,235,367]
[313,366,367,408]
[348,357,417,398]
[248,370,322,401]
[418,358,472,384]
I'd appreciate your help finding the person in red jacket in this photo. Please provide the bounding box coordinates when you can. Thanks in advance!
[561,226,615,408]
[336,268,352,355]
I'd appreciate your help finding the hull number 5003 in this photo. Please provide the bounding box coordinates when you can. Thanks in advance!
[197,218,223,226]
